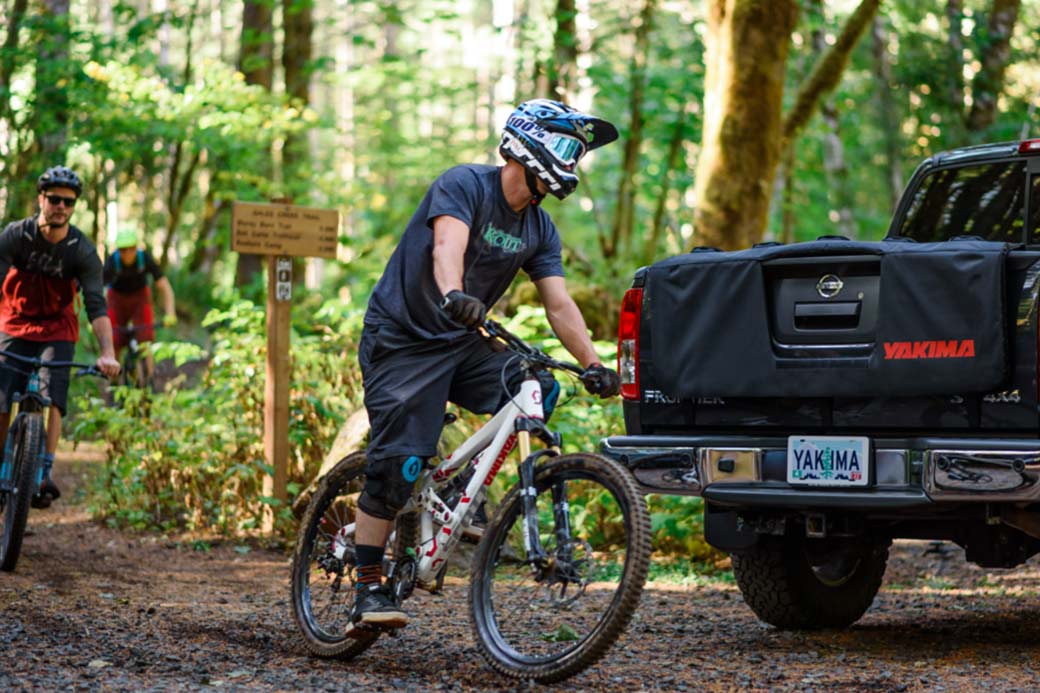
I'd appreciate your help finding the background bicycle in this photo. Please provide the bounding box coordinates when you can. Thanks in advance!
[290,320,651,683]
[115,324,152,391]
[0,351,103,571]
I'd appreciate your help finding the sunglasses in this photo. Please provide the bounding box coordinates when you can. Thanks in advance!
[44,194,77,207]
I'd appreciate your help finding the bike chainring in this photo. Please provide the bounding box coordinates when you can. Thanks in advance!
[387,556,417,604]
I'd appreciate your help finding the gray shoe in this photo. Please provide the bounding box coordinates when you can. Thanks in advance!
[351,584,408,629]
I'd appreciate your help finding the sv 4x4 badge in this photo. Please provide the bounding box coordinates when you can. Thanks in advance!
[883,339,975,360]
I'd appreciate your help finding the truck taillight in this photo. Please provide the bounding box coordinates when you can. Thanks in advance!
[1019,139,1040,155]
[618,288,642,401]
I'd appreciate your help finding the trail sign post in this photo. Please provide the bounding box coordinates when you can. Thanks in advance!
[231,201,340,531]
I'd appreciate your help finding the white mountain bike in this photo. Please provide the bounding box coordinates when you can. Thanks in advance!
[290,319,651,683]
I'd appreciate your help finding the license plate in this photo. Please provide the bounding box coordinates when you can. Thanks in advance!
[787,436,869,486]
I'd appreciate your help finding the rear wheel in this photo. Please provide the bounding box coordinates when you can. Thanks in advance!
[469,452,651,683]
[0,415,43,572]
[290,451,378,659]
[732,532,890,629]
[122,348,147,389]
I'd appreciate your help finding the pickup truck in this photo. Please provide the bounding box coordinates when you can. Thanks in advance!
[602,139,1040,630]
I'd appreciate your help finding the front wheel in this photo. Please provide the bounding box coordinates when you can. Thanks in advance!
[0,415,43,572]
[469,452,652,683]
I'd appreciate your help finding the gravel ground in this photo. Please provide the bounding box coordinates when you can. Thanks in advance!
[3,456,1040,691]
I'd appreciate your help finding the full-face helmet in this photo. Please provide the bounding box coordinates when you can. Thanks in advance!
[37,166,83,196]
[499,99,618,201]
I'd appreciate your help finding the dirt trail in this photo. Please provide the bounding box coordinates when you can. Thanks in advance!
[3,455,1040,691]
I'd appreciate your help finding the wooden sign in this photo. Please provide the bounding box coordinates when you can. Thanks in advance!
[231,201,339,259]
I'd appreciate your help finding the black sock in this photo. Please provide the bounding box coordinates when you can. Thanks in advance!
[355,544,384,588]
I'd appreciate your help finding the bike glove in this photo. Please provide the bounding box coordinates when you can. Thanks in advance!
[579,362,621,398]
[441,290,486,329]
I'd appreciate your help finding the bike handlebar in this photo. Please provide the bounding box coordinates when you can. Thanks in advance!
[0,350,108,377]
[480,319,585,376]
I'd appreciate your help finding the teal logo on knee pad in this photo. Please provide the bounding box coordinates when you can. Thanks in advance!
[402,455,423,482]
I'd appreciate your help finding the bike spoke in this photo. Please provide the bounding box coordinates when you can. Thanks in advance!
[481,470,631,662]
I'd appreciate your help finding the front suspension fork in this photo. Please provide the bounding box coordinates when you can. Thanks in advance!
[517,429,566,566]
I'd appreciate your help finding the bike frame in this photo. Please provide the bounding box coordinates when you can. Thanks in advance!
[407,375,547,584]
[329,378,548,585]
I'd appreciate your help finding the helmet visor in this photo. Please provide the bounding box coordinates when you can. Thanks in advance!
[545,133,586,167]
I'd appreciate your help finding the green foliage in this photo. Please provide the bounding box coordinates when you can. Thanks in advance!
[73,298,362,542]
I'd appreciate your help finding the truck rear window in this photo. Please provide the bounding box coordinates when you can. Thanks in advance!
[897,161,1025,243]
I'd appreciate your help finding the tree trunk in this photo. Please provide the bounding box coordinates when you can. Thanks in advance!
[36,0,71,166]
[0,0,30,218]
[871,15,903,212]
[645,107,687,262]
[605,0,657,259]
[966,0,1021,132]
[235,0,275,289]
[810,0,854,238]
[282,0,313,193]
[283,0,314,285]
[782,0,881,145]
[0,0,28,122]
[547,0,577,101]
[692,0,798,250]
[945,0,965,112]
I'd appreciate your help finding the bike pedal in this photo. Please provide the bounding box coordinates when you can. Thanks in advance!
[344,623,381,639]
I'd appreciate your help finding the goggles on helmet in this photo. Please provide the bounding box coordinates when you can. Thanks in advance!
[544,133,586,168]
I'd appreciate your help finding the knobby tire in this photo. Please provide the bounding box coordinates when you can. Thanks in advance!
[290,451,378,659]
[468,452,652,683]
[0,415,44,572]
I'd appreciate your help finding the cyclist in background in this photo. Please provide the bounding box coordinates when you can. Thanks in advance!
[0,165,121,508]
[351,99,622,628]
[103,228,176,384]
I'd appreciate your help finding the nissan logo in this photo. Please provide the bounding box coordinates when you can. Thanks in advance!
[816,274,844,298]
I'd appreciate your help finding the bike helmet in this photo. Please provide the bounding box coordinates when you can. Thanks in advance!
[37,165,82,196]
[115,229,139,249]
[499,99,618,202]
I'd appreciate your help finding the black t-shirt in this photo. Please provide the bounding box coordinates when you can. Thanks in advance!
[103,249,163,293]
[0,219,107,314]
[366,164,565,340]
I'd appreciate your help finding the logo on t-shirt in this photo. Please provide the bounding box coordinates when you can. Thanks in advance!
[483,223,524,254]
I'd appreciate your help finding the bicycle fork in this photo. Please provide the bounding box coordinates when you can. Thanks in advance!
[515,423,571,573]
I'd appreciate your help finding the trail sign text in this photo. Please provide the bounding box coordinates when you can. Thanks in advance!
[232,201,339,259]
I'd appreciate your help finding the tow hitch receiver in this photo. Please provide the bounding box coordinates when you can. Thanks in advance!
[805,513,826,538]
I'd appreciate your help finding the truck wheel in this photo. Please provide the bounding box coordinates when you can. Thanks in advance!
[731,533,890,630]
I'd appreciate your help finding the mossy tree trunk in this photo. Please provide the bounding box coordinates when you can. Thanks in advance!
[966,0,1021,132]
[692,0,798,251]
[693,0,880,250]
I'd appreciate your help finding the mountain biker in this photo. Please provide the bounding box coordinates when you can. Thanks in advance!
[0,166,121,507]
[352,99,622,629]
[103,228,177,383]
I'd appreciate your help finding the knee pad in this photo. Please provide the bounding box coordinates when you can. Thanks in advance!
[357,455,424,520]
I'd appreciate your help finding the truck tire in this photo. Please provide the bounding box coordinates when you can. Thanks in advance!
[731,533,890,630]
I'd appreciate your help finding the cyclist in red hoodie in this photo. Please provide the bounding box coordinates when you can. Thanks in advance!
[0,166,121,507]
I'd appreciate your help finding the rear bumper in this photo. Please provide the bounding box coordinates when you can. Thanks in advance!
[701,484,931,510]
[601,434,1040,509]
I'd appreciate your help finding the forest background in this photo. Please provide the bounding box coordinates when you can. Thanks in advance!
[2,0,1037,564]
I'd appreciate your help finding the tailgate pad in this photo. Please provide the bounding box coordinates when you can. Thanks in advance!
[646,240,1008,398]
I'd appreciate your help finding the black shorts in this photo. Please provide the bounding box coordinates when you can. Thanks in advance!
[359,323,556,461]
[0,333,75,415]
